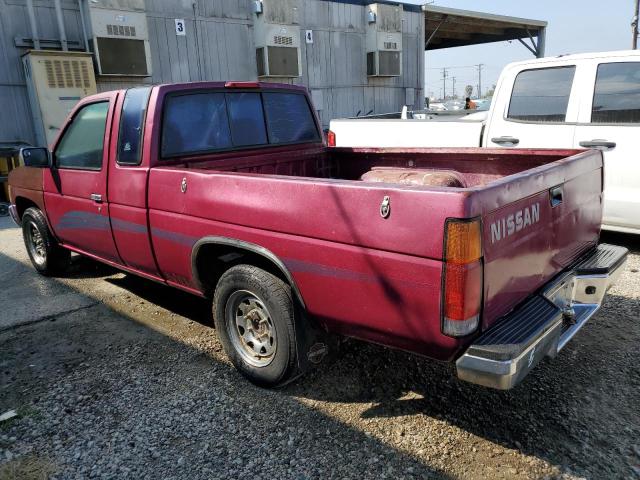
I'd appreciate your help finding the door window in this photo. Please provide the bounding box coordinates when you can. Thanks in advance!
[55,102,109,170]
[507,66,576,123]
[592,62,640,124]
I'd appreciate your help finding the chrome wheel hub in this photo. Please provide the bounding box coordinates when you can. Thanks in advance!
[226,290,276,367]
[28,222,46,265]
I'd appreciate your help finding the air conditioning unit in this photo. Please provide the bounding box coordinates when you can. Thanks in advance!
[254,0,301,78]
[85,0,152,76]
[366,3,402,77]
[22,51,97,147]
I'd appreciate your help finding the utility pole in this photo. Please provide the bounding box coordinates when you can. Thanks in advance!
[441,68,448,100]
[451,76,456,99]
[476,63,484,98]
[633,0,640,49]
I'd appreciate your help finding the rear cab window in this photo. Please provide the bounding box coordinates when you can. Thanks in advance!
[507,66,576,123]
[160,89,320,158]
[592,62,640,124]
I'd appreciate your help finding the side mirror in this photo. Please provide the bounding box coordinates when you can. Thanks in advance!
[19,147,51,168]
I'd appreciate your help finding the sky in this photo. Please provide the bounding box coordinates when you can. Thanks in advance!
[410,0,635,99]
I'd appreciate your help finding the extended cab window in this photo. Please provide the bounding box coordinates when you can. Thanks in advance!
[118,87,151,165]
[55,102,109,170]
[263,92,320,144]
[507,66,576,123]
[592,62,640,124]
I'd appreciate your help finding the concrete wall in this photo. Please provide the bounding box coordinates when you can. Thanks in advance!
[0,0,424,145]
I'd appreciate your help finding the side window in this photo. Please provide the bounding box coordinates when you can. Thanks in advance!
[507,66,576,123]
[226,93,268,147]
[55,102,109,170]
[162,93,232,157]
[263,93,320,144]
[592,62,640,124]
[118,87,151,165]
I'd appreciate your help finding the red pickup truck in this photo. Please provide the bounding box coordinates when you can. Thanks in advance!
[8,82,627,389]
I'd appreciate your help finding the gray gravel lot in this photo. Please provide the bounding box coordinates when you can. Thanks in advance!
[0,215,639,480]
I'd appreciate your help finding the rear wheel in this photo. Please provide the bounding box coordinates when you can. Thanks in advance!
[22,207,70,276]
[213,265,299,387]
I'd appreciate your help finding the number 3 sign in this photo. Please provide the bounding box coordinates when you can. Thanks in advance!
[175,19,186,36]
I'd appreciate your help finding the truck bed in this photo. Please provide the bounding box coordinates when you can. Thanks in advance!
[150,146,603,357]
[183,145,580,188]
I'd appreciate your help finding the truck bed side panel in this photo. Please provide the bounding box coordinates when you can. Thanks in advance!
[147,208,464,361]
[148,168,468,260]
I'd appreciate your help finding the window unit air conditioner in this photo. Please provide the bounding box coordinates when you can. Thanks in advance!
[85,0,152,77]
[366,3,403,78]
[22,50,97,146]
[253,1,301,78]
[367,50,401,77]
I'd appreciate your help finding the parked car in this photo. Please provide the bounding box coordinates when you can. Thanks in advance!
[329,50,640,234]
[8,81,627,389]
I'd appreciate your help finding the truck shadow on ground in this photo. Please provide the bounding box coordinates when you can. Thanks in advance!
[97,264,638,479]
[0,251,452,480]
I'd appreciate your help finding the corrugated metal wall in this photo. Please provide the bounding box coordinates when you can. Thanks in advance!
[0,0,424,144]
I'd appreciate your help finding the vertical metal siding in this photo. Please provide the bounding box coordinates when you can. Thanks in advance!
[0,0,424,143]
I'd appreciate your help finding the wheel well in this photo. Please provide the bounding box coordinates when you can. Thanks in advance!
[192,241,305,308]
[15,197,38,220]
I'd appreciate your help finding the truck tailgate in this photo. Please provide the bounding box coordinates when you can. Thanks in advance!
[477,149,603,329]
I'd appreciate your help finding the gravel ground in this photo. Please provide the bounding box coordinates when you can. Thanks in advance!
[0,215,639,480]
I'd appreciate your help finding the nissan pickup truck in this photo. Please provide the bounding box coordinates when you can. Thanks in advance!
[8,81,628,389]
[330,50,640,235]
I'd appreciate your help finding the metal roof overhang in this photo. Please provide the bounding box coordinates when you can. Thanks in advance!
[423,5,548,57]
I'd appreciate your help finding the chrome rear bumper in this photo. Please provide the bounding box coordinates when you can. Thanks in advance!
[8,204,19,226]
[456,243,628,390]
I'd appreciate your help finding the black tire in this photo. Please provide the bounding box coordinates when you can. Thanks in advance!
[213,264,299,387]
[22,207,70,276]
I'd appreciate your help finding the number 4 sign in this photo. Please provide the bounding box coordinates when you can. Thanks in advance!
[175,19,186,36]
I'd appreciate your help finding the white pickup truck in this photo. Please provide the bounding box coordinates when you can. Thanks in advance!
[329,50,640,234]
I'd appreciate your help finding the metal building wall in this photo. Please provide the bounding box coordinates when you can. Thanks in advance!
[0,0,424,144]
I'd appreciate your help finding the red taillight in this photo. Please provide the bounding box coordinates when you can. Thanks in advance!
[224,81,260,88]
[442,218,483,337]
[327,130,336,147]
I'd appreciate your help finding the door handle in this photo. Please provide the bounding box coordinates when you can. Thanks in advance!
[90,193,102,203]
[491,136,520,146]
[579,139,616,150]
[550,185,563,207]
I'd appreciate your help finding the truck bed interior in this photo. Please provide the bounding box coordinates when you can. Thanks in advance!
[182,147,582,189]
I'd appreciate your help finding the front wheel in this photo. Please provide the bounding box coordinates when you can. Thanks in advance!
[22,207,70,276]
[213,265,299,387]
